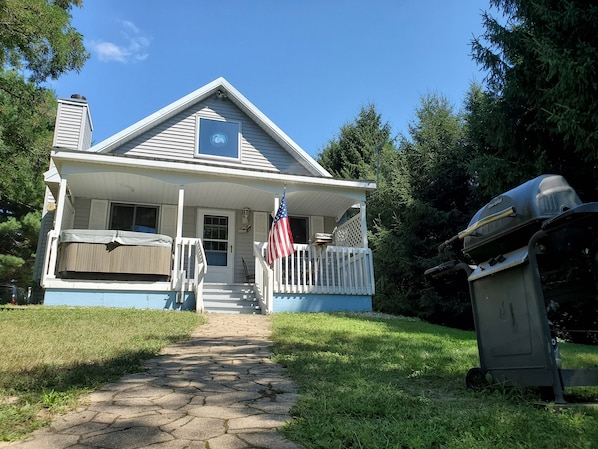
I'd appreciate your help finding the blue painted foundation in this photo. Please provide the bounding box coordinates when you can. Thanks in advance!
[44,289,371,313]
[43,289,196,311]
[273,293,372,313]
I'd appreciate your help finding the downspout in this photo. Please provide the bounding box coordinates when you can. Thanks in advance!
[360,200,368,248]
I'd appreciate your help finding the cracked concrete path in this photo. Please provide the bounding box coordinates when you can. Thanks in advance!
[1,314,301,449]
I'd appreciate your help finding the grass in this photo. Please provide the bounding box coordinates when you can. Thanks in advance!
[271,313,598,449]
[0,306,204,441]
[2,307,596,447]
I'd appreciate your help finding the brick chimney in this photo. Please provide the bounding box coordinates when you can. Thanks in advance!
[52,94,94,151]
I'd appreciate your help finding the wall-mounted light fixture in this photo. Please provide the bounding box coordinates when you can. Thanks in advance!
[241,207,250,225]
[239,207,252,233]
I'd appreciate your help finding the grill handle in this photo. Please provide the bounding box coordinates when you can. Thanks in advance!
[438,206,516,252]
[457,206,516,239]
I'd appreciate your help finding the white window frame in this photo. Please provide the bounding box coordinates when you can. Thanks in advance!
[195,116,242,161]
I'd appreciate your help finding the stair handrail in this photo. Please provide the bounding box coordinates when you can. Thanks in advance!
[41,229,59,287]
[253,242,273,313]
[194,238,207,313]
[173,237,207,313]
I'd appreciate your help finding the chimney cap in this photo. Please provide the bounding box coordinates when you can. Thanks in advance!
[70,94,87,101]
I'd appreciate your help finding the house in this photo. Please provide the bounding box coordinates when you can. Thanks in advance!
[34,78,376,313]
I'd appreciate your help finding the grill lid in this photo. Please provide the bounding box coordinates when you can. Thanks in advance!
[462,174,582,262]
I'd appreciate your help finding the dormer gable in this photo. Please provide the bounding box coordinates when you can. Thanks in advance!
[89,78,331,177]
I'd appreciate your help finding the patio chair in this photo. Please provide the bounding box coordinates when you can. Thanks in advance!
[242,257,255,283]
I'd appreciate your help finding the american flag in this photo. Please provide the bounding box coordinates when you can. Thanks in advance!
[267,192,295,265]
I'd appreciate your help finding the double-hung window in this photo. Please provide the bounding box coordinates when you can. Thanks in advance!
[110,203,159,233]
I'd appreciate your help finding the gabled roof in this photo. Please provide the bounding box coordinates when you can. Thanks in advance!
[89,77,331,178]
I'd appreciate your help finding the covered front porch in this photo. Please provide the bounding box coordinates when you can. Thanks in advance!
[38,150,376,313]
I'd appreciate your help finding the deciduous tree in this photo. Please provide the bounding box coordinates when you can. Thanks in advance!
[0,0,87,286]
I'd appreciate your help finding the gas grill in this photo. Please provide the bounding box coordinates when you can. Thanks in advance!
[427,174,598,403]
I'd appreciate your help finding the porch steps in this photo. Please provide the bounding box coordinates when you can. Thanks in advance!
[202,283,261,314]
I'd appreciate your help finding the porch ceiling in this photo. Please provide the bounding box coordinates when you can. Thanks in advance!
[64,172,363,218]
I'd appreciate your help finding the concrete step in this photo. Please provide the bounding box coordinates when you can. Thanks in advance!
[202,283,261,314]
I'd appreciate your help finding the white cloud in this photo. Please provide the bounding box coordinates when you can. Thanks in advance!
[91,20,150,63]
[94,42,128,63]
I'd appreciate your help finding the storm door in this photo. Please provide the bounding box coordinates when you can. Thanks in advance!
[197,210,235,283]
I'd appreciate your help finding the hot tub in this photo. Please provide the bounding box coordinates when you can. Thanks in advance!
[57,229,173,281]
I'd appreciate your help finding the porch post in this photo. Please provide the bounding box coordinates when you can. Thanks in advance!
[176,185,185,238]
[172,185,185,283]
[53,179,68,234]
[273,194,280,217]
[360,200,368,248]
[45,179,68,282]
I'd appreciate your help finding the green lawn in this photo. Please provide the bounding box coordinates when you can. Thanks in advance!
[2,307,597,447]
[0,306,204,441]
[271,313,598,449]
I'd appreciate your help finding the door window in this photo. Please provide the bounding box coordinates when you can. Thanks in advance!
[203,215,229,266]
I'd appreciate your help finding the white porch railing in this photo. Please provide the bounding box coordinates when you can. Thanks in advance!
[172,237,207,313]
[41,230,60,286]
[41,232,207,312]
[254,243,375,301]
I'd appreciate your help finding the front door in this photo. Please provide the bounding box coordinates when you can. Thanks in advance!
[197,210,235,283]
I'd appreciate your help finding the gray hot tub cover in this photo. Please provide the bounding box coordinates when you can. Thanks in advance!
[59,229,173,247]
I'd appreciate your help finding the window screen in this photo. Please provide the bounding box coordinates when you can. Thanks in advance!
[110,204,158,233]
[197,118,240,159]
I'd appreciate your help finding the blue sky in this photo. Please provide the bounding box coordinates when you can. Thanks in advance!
[50,1,490,158]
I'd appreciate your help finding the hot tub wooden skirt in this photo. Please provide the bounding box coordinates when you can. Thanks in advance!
[57,242,171,281]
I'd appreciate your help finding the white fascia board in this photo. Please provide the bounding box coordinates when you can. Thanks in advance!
[219,79,331,178]
[52,150,376,192]
[89,78,224,154]
[43,165,60,183]
[87,77,331,178]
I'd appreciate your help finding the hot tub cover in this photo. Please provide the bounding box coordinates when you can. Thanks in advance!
[59,229,173,247]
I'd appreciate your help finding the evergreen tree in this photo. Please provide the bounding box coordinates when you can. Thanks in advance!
[317,104,394,180]
[470,0,598,199]
[369,94,477,328]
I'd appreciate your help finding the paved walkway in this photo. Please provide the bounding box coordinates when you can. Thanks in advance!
[1,314,301,449]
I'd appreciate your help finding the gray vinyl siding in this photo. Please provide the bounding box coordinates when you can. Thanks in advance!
[234,209,255,283]
[182,206,196,237]
[73,200,197,235]
[61,197,75,230]
[324,216,337,233]
[115,94,312,176]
